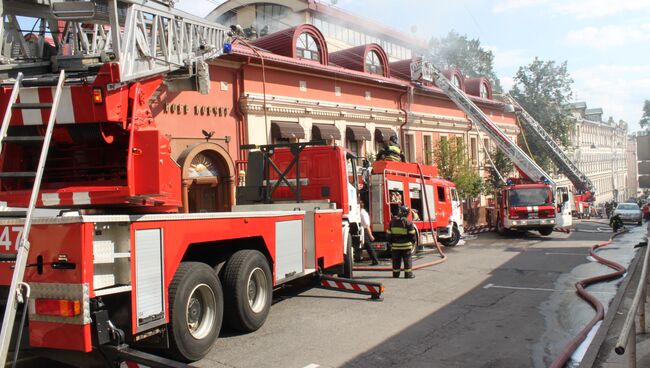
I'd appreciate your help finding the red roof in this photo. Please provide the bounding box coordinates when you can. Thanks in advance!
[329,44,390,78]
[465,77,493,100]
[251,24,329,65]
[226,39,504,109]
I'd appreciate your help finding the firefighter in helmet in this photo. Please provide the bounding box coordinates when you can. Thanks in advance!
[386,205,417,278]
[377,134,406,162]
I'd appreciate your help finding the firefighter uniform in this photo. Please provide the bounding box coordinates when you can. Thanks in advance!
[377,143,405,162]
[386,209,417,279]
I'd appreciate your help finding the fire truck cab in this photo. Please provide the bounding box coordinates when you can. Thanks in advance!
[495,182,557,236]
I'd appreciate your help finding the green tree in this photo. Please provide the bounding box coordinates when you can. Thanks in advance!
[429,31,502,93]
[640,100,650,130]
[434,137,485,199]
[485,149,514,191]
[509,58,574,171]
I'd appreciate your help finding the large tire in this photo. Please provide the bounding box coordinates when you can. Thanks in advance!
[341,234,354,279]
[496,216,507,235]
[538,227,554,236]
[222,250,273,332]
[168,262,223,362]
[440,225,460,247]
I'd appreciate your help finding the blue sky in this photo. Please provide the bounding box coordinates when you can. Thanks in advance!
[176,0,650,131]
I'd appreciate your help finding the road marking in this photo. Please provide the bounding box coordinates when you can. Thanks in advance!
[545,252,587,256]
[303,364,320,368]
[483,283,614,294]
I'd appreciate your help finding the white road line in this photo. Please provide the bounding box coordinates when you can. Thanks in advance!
[483,283,614,294]
[303,364,320,368]
[545,252,587,256]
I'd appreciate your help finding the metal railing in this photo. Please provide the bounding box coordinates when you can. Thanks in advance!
[614,243,649,368]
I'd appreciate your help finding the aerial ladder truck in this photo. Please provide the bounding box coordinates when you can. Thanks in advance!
[0,1,379,366]
[502,94,596,219]
[410,59,573,235]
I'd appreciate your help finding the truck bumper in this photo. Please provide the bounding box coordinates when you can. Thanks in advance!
[505,218,555,230]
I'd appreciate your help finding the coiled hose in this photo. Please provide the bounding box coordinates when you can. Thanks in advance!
[549,228,628,368]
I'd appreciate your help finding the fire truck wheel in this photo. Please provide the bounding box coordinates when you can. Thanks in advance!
[342,234,354,278]
[223,250,272,332]
[168,262,223,362]
[538,227,554,236]
[496,216,507,235]
[441,225,460,247]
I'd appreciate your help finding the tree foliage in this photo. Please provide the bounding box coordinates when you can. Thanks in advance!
[641,100,650,130]
[429,31,502,93]
[509,58,574,171]
[434,137,485,199]
[486,149,514,191]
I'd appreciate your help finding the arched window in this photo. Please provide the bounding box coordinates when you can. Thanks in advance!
[365,51,384,75]
[296,32,320,61]
[480,83,488,98]
[452,75,462,89]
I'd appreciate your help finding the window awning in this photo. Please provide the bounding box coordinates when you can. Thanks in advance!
[346,125,371,141]
[375,127,396,144]
[271,121,305,139]
[312,124,341,140]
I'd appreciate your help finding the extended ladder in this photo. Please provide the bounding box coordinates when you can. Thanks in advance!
[410,59,554,187]
[502,94,595,194]
[0,0,229,87]
[0,69,66,364]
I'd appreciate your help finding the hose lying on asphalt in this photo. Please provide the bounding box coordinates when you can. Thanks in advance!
[353,241,447,272]
[549,229,628,368]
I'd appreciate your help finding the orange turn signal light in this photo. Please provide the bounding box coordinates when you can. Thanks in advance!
[35,298,81,317]
[92,88,103,104]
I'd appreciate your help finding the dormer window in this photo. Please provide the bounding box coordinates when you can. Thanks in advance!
[365,51,384,76]
[296,32,320,61]
[452,75,462,89]
[480,83,488,99]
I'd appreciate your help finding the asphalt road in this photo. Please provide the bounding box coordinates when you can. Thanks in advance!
[10,219,645,368]
[195,219,644,368]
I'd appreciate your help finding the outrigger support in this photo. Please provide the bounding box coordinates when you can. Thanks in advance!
[318,273,384,301]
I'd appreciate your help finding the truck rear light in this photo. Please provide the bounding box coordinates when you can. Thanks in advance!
[92,88,103,104]
[35,298,81,317]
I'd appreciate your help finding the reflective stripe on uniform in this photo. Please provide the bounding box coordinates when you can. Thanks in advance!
[388,145,401,154]
[390,227,408,235]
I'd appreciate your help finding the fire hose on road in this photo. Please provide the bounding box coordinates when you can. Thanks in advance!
[549,228,628,368]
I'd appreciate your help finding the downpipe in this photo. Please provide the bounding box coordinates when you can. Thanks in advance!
[549,228,628,368]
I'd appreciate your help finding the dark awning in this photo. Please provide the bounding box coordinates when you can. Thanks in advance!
[346,125,371,141]
[271,121,305,139]
[312,124,341,140]
[375,127,396,144]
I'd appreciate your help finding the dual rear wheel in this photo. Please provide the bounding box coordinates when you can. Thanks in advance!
[167,250,272,362]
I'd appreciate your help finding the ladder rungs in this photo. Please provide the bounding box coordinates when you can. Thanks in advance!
[3,136,45,142]
[0,172,37,178]
[12,103,53,110]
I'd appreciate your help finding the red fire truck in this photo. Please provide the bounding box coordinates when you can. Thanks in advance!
[367,160,463,248]
[0,1,377,365]
[411,59,571,236]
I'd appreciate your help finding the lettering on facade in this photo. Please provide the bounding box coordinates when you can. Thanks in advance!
[163,103,228,117]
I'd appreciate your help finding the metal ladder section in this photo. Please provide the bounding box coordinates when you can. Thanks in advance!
[0,0,229,85]
[410,60,555,187]
[503,94,595,194]
[0,69,66,364]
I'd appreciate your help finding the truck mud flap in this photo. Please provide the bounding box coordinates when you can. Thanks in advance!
[318,274,383,301]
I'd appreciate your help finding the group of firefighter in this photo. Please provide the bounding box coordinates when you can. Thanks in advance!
[357,135,417,279]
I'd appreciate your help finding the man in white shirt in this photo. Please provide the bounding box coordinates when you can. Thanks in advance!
[359,200,379,265]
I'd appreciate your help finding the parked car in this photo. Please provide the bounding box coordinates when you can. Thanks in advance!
[613,203,642,225]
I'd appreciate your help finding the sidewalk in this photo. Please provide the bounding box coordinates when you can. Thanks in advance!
[586,223,649,368]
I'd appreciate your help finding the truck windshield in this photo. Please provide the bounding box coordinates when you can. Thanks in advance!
[509,188,552,207]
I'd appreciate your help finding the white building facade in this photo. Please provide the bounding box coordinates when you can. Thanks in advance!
[556,102,628,204]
